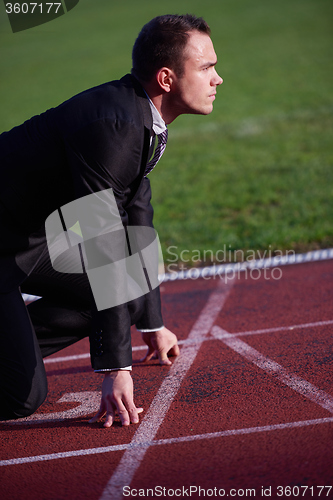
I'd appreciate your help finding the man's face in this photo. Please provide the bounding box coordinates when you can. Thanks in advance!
[171,31,223,117]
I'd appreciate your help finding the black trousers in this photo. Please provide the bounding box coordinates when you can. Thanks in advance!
[0,245,93,420]
[0,240,146,421]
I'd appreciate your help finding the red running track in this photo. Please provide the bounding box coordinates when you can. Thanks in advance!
[1,259,333,500]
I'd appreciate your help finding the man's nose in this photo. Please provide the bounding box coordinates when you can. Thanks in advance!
[212,69,223,86]
[215,72,223,85]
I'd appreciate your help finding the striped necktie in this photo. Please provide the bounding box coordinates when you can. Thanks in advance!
[145,128,168,176]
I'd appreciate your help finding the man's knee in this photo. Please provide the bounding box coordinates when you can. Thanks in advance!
[0,376,48,420]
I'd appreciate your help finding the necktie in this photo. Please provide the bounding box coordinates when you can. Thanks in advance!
[145,128,168,176]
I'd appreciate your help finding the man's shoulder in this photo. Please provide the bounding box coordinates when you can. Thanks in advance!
[62,74,136,110]
[0,74,151,142]
[77,74,134,97]
[55,74,149,126]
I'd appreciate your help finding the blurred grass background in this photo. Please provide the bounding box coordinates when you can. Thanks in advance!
[1,0,332,265]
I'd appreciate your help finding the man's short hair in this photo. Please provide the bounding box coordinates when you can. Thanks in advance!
[132,14,211,82]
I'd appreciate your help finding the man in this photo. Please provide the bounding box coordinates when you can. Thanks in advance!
[0,14,222,427]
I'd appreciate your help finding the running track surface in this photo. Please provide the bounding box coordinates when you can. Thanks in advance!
[1,260,333,500]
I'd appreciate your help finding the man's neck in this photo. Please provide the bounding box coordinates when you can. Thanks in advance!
[140,81,179,125]
[143,90,167,135]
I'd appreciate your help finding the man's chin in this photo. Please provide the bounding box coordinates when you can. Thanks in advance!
[201,106,214,115]
[191,105,214,116]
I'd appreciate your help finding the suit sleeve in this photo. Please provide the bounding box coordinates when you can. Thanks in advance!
[62,118,149,370]
[126,177,164,331]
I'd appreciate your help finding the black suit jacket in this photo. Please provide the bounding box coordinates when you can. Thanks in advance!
[0,74,163,370]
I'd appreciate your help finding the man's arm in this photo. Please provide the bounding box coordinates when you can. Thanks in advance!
[64,118,145,370]
[60,118,146,427]
[65,120,179,427]
[88,179,179,427]
[126,175,180,366]
[126,177,164,330]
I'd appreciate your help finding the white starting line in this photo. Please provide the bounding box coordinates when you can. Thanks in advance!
[43,319,333,365]
[2,416,333,468]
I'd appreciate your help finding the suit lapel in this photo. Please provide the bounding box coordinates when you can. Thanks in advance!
[126,75,153,208]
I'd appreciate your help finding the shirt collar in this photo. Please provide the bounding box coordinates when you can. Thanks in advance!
[143,90,167,135]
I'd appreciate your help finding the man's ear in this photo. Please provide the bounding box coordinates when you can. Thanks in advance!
[156,67,175,93]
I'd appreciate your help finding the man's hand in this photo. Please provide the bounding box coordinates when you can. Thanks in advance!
[140,327,180,366]
[89,370,143,428]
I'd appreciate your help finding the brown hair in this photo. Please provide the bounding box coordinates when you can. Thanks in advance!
[132,14,211,82]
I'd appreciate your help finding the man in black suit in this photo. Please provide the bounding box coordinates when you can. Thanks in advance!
[0,14,222,427]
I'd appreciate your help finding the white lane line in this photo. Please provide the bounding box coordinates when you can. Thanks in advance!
[44,342,191,364]
[0,443,128,467]
[43,344,151,365]
[43,319,333,365]
[154,416,333,445]
[212,326,333,413]
[44,342,190,364]
[226,319,333,339]
[99,279,234,500]
[2,416,333,467]
[44,353,91,364]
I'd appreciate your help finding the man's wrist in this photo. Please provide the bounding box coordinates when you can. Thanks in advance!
[95,366,132,373]
[137,325,164,333]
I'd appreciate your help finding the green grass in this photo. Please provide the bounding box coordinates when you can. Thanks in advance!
[1,0,332,265]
